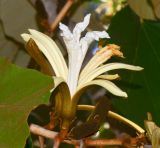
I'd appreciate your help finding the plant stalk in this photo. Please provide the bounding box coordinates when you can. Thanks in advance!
[77,105,145,134]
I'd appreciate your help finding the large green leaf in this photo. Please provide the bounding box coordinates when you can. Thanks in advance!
[0,58,53,148]
[108,6,160,126]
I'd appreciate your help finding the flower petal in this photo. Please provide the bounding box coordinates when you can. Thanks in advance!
[59,14,93,95]
[79,44,123,81]
[21,33,31,42]
[73,13,91,41]
[75,79,128,99]
[21,31,68,80]
[22,33,62,77]
[28,29,68,80]
[80,31,110,55]
[96,74,120,80]
[78,63,143,86]
[59,23,73,41]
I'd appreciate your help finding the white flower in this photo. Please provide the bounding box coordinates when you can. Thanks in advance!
[59,14,110,95]
[21,14,143,99]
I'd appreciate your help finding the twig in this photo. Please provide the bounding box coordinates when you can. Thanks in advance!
[84,136,144,147]
[63,140,80,146]
[30,124,58,139]
[84,138,122,146]
[53,136,60,148]
[38,136,44,148]
[30,124,81,147]
[50,0,74,31]
[44,111,57,130]
[29,104,145,146]
[30,124,146,147]
[77,105,145,134]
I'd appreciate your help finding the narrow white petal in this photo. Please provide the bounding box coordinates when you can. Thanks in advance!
[76,79,128,98]
[80,44,123,80]
[73,13,91,41]
[59,23,73,40]
[79,49,112,80]
[79,44,124,86]
[28,29,68,80]
[78,63,143,86]
[80,31,110,54]
[85,31,110,40]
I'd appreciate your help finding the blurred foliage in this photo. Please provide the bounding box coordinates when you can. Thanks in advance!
[0,0,40,67]
[0,0,39,43]
[151,0,160,19]
[144,113,160,147]
[108,6,160,126]
[128,0,156,20]
[128,0,160,20]
[0,23,18,60]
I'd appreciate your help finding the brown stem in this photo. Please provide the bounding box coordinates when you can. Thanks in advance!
[50,0,74,31]
[84,135,145,147]
[38,136,44,148]
[44,111,57,130]
[53,136,61,148]
[59,128,68,140]
[84,139,122,146]
[63,140,80,146]
[30,124,58,139]
[29,124,146,147]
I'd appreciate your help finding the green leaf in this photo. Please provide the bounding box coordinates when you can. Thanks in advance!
[0,58,53,148]
[108,6,160,126]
